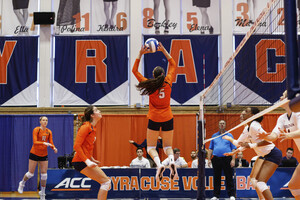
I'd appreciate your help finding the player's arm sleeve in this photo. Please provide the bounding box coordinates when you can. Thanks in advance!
[132,59,147,82]
[132,142,141,148]
[49,131,56,149]
[165,58,176,85]
[32,128,44,145]
[73,126,90,161]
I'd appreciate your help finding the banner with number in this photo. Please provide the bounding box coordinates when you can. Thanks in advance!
[143,35,219,105]
[0,37,38,106]
[234,35,286,104]
[53,0,90,35]
[142,0,180,35]
[182,0,220,35]
[91,0,129,34]
[54,36,128,106]
[1,0,39,36]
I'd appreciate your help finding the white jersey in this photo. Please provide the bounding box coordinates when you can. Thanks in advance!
[162,157,187,167]
[238,121,275,157]
[130,157,150,168]
[273,112,300,150]
[191,158,211,168]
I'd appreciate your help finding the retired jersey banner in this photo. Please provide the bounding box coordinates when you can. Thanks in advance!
[234,35,286,104]
[0,37,38,106]
[54,36,128,106]
[143,35,219,105]
[182,0,220,35]
[2,0,39,36]
[142,0,180,35]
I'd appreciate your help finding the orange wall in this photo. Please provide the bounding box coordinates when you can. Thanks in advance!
[93,114,197,166]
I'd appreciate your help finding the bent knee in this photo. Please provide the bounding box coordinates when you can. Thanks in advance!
[100,179,111,191]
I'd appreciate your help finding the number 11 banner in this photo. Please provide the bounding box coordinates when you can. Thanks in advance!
[53,0,129,35]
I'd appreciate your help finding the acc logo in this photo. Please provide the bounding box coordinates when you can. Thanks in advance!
[52,177,92,191]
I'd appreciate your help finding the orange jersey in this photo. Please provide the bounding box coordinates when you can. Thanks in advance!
[72,122,96,162]
[30,127,55,157]
[132,58,176,122]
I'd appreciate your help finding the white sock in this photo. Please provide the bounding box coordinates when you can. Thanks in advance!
[168,155,175,164]
[41,186,46,194]
[153,156,161,167]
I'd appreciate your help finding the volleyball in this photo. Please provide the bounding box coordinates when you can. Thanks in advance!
[145,38,159,53]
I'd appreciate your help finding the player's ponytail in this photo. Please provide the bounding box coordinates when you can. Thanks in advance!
[136,66,165,95]
[81,105,94,125]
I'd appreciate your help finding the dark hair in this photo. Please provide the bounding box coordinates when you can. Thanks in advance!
[287,147,294,152]
[82,105,94,123]
[39,116,47,121]
[173,148,180,154]
[251,107,263,123]
[136,147,144,152]
[136,66,165,95]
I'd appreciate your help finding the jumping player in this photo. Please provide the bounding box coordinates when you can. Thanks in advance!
[18,116,58,199]
[72,106,111,200]
[132,42,177,182]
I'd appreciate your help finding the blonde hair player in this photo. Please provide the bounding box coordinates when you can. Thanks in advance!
[72,106,111,200]
[132,42,177,182]
[223,107,282,200]
[259,90,300,199]
[18,116,58,198]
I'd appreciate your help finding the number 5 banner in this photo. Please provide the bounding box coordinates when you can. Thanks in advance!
[182,0,220,35]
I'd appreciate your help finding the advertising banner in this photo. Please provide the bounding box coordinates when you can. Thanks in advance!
[46,168,293,199]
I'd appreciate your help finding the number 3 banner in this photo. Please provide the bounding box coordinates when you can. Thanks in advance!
[233,0,285,34]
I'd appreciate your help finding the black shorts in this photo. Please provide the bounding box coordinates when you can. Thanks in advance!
[260,146,282,165]
[148,118,173,131]
[29,153,48,161]
[72,162,87,172]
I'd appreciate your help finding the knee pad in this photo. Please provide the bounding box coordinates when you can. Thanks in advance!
[25,172,34,179]
[41,173,47,181]
[100,179,111,191]
[163,146,172,155]
[257,181,268,192]
[250,178,257,188]
[147,146,156,154]
[290,189,300,197]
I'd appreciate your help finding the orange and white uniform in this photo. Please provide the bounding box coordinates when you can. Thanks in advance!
[132,58,176,122]
[30,127,55,157]
[72,122,96,162]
